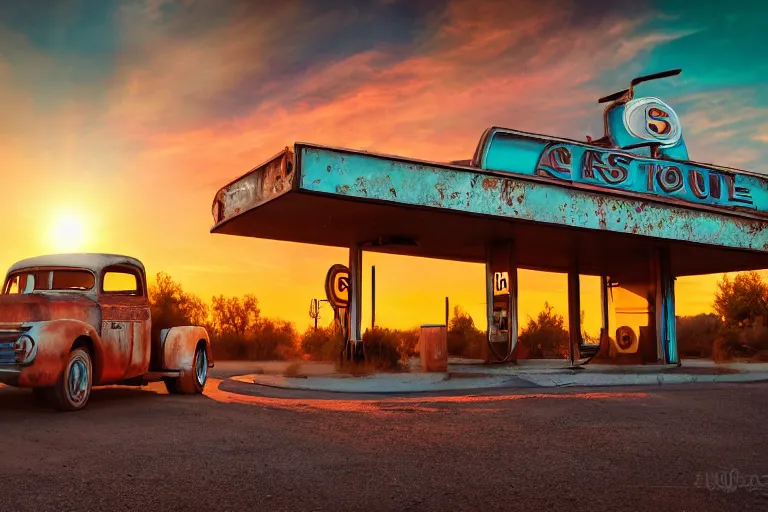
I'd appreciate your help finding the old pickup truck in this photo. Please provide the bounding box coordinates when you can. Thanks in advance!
[0,253,214,411]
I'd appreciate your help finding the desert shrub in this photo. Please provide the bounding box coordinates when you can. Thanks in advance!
[249,318,300,360]
[331,327,420,373]
[300,325,344,361]
[360,327,403,370]
[712,325,748,362]
[447,305,486,358]
[714,272,768,326]
[148,272,209,343]
[712,321,768,362]
[519,302,569,359]
[394,327,420,359]
[676,313,721,358]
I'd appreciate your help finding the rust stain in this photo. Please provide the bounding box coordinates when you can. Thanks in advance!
[747,221,764,235]
[355,177,368,195]
[500,180,515,206]
[434,182,446,202]
[389,188,397,198]
[482,178,498,190]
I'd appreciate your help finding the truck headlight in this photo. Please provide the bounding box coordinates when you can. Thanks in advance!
[14,334,37,365]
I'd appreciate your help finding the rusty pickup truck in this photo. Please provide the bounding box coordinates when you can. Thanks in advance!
[0,253,214,411]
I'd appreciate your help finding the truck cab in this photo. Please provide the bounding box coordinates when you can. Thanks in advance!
[0,253,213,411]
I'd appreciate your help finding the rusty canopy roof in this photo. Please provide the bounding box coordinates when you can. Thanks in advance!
[210,142,768,278]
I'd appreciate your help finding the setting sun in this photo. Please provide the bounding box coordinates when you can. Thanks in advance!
[48,211,89,253]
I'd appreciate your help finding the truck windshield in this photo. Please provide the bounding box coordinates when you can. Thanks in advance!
[2,269,96,294]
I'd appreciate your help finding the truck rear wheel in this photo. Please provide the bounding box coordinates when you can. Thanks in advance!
[164,344,207,395]
[51,347,93,411]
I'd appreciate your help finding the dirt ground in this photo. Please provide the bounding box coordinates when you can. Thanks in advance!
[1,376,767,511]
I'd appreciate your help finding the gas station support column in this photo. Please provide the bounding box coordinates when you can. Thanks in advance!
[348,243,363,361]
[567,256,581,365]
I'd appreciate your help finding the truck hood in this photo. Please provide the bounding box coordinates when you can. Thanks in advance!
[0,293,100,325]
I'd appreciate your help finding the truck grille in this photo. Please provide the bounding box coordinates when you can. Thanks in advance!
[0,325,25,365]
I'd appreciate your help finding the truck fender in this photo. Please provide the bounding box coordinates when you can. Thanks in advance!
[21,319,102,388]
[160,326,213,373]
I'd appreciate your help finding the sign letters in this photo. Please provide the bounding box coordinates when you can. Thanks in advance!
[533,142,756,212]
[493,272,510,296]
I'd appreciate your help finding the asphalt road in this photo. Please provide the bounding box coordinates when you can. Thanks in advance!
[1,379,767,512]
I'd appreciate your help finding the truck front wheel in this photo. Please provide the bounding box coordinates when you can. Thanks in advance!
[164,344,207,395]
[51,347,93,411]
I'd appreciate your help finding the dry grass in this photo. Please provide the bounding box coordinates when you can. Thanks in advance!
[335,360,377,377]
[711,322,768,362]
[335,355,410,376]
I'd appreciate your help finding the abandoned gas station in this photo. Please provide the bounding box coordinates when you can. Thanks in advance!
[209,70,768,368]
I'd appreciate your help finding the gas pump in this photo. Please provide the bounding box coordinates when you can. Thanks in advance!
[485,242,517,362]
[597,267,659,363]
[490,272,510,343]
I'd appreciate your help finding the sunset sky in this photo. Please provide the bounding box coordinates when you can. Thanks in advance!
[2,0,767,333]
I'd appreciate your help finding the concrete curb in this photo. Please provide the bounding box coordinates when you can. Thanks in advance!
[523,372,768,388]
[240,373,535,394]
[240,371,768,394]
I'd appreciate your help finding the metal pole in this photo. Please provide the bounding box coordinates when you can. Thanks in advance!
[348,244,363,361]
[508,243,519,361]
[600,276,610,333]
[371,265,376,330]
[567,256,581,366]
[484,250,494,363]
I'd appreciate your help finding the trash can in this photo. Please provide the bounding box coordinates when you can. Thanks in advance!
[419,324,448,372]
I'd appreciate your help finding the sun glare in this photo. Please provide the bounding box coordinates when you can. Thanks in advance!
[49,212,88,253]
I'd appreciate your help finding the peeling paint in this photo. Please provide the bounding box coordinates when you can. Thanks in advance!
[297,145,768,252]
[482,178,498,190]
[212,148,294,225]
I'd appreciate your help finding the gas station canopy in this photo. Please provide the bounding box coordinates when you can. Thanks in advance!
[210,139,768,278]
[209,69,768,366]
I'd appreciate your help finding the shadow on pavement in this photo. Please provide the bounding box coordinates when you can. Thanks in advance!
[0,384,168,413]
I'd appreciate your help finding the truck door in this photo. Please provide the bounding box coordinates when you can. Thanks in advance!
[99,265,151,383]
